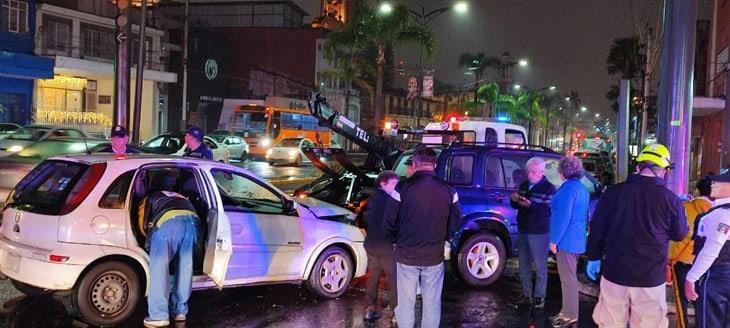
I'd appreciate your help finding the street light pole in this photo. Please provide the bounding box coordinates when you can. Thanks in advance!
[132,0,148,144]
[656,0,696,195]
[181,0,190,129]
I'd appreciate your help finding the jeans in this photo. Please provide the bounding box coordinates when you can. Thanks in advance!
[696,264,730,328]
[147,216,198,321]
[395,262,444,328]
[673,262,692,321]
[517,233,549,298]
[556,251,579,319]
[366,248,397,307]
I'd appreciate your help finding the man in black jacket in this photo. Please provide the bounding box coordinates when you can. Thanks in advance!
[586,144,688,327]
[384,145,462,328]
[510,157,555,309]
[363,170,400,322]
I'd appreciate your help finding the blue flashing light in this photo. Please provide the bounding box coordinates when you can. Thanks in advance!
[496,115,510,122]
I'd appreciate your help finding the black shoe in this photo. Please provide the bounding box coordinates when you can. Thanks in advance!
[514,294,533,306]
[532,298,545,309]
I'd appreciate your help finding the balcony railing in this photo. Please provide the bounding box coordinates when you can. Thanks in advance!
[38,35,166,71]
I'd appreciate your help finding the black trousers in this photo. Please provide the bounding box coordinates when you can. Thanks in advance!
[366,248,397,308]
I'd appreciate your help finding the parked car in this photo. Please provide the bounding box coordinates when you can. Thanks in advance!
[0,125,90,157]
[0,154,366,326]
[575,150,614,185]
[0,123,22,140]
[209,134,249,161]
[266,137,315,166]
[141,132,230,162]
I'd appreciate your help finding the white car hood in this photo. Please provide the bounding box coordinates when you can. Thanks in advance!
[295,196,353,218]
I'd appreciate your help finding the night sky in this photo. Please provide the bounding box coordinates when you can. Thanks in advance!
[294,0,711,122]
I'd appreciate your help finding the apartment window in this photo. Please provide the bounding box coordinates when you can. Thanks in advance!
[42,16,72,56]
[78,0,115,17]
[3,0,28,34]
[81,25,115,60]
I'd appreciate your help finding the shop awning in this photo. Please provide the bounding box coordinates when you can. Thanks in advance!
[0,51,54,80]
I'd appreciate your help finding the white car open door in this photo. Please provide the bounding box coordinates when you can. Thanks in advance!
[203,208,232,289]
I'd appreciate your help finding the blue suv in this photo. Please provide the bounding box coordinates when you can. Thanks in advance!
[393,144,602,287]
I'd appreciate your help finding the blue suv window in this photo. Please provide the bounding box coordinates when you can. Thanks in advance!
[485,156,505,187]
[447,155,474,186]
[501,155,530,188]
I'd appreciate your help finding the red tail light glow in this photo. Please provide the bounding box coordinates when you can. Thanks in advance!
[49,255,69,262]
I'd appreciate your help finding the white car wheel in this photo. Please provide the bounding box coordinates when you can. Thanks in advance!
[306,246,353,298]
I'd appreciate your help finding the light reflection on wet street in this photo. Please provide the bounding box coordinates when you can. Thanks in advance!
[0,262,604,328]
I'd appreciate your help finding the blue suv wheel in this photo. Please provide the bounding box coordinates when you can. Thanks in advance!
[454,232,507,287]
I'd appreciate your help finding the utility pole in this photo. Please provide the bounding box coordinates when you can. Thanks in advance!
[114,0,132,127]
[132,0,148,144]
[180,0,190,129]
[639,27,652,146]
[656,0,696,195]
[722,69,730,168]
[617,79,631,182]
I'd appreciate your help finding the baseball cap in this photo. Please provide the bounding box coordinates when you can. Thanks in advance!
[110,125,129,138]
[713,169,730,183]
[185,126,204,141]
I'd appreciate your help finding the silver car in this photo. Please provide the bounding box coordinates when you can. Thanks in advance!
[209,134,250,161]
[266,138,315,166]
[0,125,89,157]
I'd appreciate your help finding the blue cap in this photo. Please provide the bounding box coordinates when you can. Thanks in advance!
[110,125,129,138]
[185,126,204,141]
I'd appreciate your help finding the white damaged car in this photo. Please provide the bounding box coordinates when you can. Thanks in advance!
[0,154,366,326]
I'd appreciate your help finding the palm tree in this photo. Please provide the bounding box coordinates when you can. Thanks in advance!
[606,36,645,80]
[326,3,435,131]
[458,53,500,116]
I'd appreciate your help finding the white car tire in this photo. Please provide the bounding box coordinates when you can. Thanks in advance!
[71,261,142,327]
[306,246,353,299]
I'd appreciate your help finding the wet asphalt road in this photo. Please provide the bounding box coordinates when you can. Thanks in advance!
[0,261,606,328]
[236,159,321,183]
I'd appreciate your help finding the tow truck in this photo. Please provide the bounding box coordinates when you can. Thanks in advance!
[297,94,604,288]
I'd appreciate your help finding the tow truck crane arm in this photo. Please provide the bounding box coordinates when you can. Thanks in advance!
[308,93,401,169]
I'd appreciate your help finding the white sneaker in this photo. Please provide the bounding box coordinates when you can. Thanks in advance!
[174,314,186,322]
[143,318,170,327]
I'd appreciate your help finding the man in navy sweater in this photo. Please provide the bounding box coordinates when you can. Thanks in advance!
[510,157,555,309]
[586,144,688,327]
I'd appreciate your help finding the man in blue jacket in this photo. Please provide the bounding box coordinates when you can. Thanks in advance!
[510,157,555,309]
[586,144,688,327]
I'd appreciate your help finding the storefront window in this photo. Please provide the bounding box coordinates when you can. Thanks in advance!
[36,76,112,129]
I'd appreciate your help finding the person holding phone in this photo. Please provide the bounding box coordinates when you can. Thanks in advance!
[510,157,556,309]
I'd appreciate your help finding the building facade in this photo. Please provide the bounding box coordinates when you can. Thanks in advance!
[690,0,729,179]
[0,0,54,125]
[33,0,177,140]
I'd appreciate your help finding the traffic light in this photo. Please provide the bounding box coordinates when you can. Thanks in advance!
[575,131,583,139]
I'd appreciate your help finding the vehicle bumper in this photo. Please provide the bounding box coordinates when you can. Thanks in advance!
[0,236,94,290]
[267,155,299,164]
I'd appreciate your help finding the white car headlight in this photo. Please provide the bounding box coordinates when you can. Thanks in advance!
[288,150,297,157]
[7,145,23,152]
[261,138,271,147]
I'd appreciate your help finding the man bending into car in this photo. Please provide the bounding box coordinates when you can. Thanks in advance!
[138,174,199,327]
